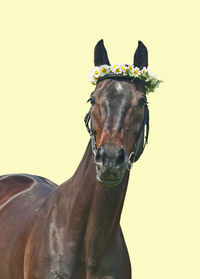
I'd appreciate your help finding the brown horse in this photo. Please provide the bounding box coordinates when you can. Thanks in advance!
[0,40,150,279]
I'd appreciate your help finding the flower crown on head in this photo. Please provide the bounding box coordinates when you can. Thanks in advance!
[89,64,162,94]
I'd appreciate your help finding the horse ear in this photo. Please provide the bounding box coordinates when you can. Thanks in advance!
[134,41,148,69]
[94,39,110,66]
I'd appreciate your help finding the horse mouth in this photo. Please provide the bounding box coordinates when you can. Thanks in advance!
[96,175,122,186]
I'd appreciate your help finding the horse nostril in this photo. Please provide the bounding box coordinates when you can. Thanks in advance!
[95,146,106,165]
[95,149,101,163]
[116,148,125,167]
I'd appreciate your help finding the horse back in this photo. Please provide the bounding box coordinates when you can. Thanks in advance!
[0,174,57,279]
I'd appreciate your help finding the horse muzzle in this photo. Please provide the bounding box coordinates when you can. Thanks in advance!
[94,144,128,187]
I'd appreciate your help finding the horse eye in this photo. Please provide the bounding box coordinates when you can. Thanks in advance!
[139,98,148,106]
[87,97,96,105]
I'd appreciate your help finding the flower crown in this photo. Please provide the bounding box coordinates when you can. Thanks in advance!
[89,64,162,94]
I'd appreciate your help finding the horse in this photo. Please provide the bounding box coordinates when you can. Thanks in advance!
[0,39,150,279]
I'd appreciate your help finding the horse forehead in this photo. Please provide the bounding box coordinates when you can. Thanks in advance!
[95,80,143,106]
[108,80,132,93]
[113,81,124,92]
[104,81,134,103]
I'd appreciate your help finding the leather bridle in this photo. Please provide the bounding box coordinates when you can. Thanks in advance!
[84,76,149,171]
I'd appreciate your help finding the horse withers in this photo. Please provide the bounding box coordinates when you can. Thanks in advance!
[0,40,150,279]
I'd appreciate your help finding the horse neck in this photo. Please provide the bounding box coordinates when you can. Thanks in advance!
[61,138,130,224]
[45,140,130,267]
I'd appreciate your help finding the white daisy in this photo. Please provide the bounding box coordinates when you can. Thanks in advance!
[92,66,101,79]
[119,64,126,74]
[124,67,129,75]
[128,64,134,71]
[89,71,97,85]
[131,67,140,77]
[99,65,110,76]
[111,64,121,74]
[141,67,147,75]
[89,67,100,84]
[147,68,157,79]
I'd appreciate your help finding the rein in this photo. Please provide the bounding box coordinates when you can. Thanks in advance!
[84,102,149,171]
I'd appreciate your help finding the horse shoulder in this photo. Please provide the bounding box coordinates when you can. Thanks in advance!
[0,173,57,279]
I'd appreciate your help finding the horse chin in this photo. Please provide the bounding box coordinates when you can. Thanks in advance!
[96,175,123,187]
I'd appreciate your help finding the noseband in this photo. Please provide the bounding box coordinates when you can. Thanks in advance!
[84,77,149,171]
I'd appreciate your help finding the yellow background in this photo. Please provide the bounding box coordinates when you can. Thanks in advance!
[0,1,200,278]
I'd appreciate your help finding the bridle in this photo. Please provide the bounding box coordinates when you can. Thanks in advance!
[84,76,149,171]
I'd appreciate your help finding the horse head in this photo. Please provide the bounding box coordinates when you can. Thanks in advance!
[85,40,149,187]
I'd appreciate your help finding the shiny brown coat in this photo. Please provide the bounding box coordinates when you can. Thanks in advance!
[0,39,150,279]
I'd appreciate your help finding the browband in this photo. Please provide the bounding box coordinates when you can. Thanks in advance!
[97,74,133,84]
